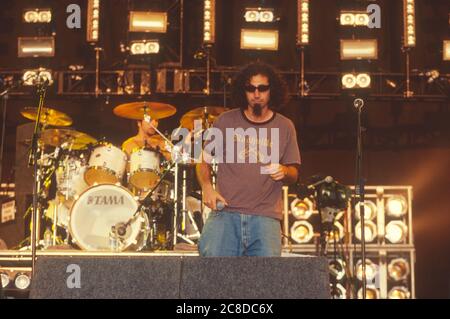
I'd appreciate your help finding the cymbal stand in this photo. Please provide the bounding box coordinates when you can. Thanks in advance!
[176,164,201,245]
[143,112,201,247]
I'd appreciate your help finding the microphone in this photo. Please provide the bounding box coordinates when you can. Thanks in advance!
[353,98,364,109]
[216,201,225,210]
[307,176,334,189]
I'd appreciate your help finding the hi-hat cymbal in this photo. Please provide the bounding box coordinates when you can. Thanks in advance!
[180,106,229,130]
[40,128,97,150]
[113,101,176,120]
[21,107,73,127]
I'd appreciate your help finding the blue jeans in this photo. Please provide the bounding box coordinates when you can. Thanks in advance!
[198,210,281,257]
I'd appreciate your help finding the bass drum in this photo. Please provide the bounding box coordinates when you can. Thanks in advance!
[69,184,149,251]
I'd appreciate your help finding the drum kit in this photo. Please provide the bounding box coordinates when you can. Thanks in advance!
[21,102,229,252]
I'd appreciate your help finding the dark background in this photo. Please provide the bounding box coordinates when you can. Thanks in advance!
[0,0,449,298]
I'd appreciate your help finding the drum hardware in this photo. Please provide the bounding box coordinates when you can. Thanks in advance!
[117,160,177,251]
[175,164,201,245]
[142,116,202,247]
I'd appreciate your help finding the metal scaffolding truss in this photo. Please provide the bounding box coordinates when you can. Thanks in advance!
[1,69,449,102]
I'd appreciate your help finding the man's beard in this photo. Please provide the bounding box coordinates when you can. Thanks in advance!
[253,103,262,116]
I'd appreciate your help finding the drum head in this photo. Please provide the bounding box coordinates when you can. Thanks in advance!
[85,168,118,185]
[69,184,143,251]
[129,171,160,190]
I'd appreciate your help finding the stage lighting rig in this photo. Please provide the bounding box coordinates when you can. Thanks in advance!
[240,29,279,51]
[17,37,55,58]
[340,39,378,60]
[129,11,168,33]
[23,9,52,23]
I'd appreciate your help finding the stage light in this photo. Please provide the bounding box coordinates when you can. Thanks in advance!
[354,200,377,220]
[329,258,346,281]
[1,272,9,288]
[342,73,356,89]
[22,69,53,86]
[23,9,52,23]
[204,0,216,44]
[129,40,160,55]
[358,286,379,299]
[340,11,369,27]
[403,0,416,47]
[260,10,275,23]
[341,73,371,89]
[290,220,314,244]
[244,8,274,23]
[340,39,378,60]
[340,13,355,26]
[290,197,314,220]
[388,258,410,281]
[297,0,309,46]
[240,29,279,51]
[356,73,371,88]
[355,220,377,242]
[388,286,411,299]
[18,37,55,58]
[355,13,370,26]
[244,10,259,22]
[14,273,31,290]
[129,11,167,33]
[356,259,378,282]
[385,221,408,244]
[87,0,100,43]
[386,195,408,217]
[443,40,450,61]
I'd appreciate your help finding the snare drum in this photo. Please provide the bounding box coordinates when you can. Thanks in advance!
[69,184,149,251]
[85,143,127,186]
[129,148,161,190]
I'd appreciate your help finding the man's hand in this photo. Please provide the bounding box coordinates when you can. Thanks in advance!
[269,164,288,181]
[262,163,298,184]
[202,185,228,210]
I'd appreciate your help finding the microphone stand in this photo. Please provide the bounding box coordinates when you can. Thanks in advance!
[28,81,48,277]
[354,98,367,299]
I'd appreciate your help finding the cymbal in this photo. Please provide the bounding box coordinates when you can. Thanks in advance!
[180,106,229,130]
[40,128,97,150]
[113,101,176,120]
[21,107,73,127]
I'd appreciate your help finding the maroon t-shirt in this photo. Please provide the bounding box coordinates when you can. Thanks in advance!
[204,109,301,220]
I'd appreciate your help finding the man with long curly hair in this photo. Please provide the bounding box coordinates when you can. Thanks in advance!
[196,62,301,256]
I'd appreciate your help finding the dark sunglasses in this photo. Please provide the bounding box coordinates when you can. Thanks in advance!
[244,84,270,93]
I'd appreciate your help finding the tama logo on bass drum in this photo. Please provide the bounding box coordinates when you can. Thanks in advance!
[87,196,125,205]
